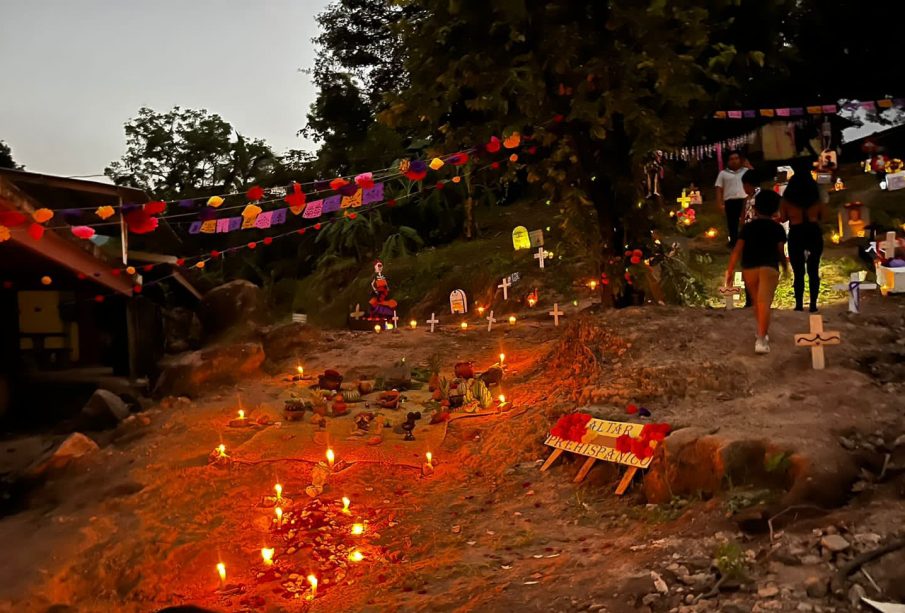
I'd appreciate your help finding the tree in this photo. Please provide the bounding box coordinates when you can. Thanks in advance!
[380,1,787,304]
[0,140,22,170]
[105,106,279,199]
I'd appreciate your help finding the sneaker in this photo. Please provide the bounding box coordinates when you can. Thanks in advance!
[755,337,771,354]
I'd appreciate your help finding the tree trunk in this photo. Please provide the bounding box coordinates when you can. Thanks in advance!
[463,170,477,239]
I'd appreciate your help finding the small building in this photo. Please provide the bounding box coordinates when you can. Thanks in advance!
[0,169,167,422]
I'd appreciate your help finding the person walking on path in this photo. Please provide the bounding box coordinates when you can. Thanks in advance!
[715,150,749,248]
[781,173,827,312]
[726,190,789,354]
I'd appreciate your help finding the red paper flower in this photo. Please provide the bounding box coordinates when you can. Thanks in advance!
[263,237,273,245]
[630,256,641,265]
[448,153,469,166]
[144,201,167,215]
[284,182,306,210]
[626,403,638,415]
[111,268,121,276]
[347,213,357,220]
[436,181,445,190]
[143,264,154,272]
[553,114,565,123]
[615,434,632,453]
[490,162,500,170]
[71,226,96,240]
[133,285,142,294]
[314,223,321,230]
[0,211,27,227]
[247,242,257,250]
[550,413,592,442]
[210,250,220,258]
[330,178,349,191]
[632,249,643,258]
[176,258,185,266]
[297,228,306,235]
[246,186,265,201]
[355,173,375,189]
[486,136,501,153]
[124,209,159,234]
[387,199,397,207]
[27,223,45,240]
[404,169,427,181]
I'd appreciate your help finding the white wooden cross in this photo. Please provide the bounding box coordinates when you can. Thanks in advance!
[548,303,563,326]
[497,277,511,300]
[718,286,742,310]
[794,314,842,370]
[427,312,439,333]
[486,310,496,332]
[534,247,549,269]
[391,310,400,330]
[832,272,877,314]
[350,304,365,320]
[878,231,897,259]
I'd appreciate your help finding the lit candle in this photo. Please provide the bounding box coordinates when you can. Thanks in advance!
[348,550,364,563]
[274,483,282,501]
[307,575,318,600]
[499,353,505,365]
[705,227,718,238]
[275,506,283,528]
[351,523,365,536]
[426,451,433,466]
[508,316,517,325]
[477,306,485,316]
[374,324,382,333]
[588,280,598,290]
[216,562,226,586]
[499,394,507,406]
[237,409,245,420]
[217,444,227,457]
[326,448,335,468]
[409,320,417,329]
[341,496,351,515]
[261,547,274,567]
[460,321,468,330]
[297,364,304,377]
[386,323,395,330]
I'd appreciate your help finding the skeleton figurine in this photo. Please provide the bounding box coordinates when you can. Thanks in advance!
[643,150,665,199]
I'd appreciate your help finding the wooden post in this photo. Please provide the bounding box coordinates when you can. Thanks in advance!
[573,457,597,483]
[350,304,364,320]
[794,314,842,370]
[539,448,564,472]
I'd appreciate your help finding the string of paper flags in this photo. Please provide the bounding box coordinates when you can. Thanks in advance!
[712,98,903,120]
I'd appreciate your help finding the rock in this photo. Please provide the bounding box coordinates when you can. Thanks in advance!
[198,280,265,341]
[757,585,779,598]
[651,571,669,594]
[80,389,130,428]
[820,534,850,553]
[838,437,856,450]
[796,604,814,612]
[641,593,660,606]
[29,433,99,475]
[805,576,828,598]
[848,584,866,607]
[261,322,321,362]
[154,342,265,398]
[163,307,202,354]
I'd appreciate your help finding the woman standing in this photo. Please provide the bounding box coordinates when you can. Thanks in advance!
[781,173,827,312]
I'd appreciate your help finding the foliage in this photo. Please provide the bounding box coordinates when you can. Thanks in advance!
[0,140,22,170]
[713,541,749,582]
[105,106,279,199]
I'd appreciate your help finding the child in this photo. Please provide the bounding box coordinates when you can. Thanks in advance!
[726,190,789,354]
[739,169,760,308]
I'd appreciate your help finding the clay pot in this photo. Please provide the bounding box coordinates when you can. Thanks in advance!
[318,369,343,391]
[358,380,375,395]
[283,400,308,422]
[379,390,400,409]
[454,362,475,379]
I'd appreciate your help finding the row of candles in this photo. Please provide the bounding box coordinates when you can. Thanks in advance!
[213,447,437,598]
[374,315,519,333]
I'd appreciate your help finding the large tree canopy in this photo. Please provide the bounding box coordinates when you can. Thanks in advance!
[0,140,22,170]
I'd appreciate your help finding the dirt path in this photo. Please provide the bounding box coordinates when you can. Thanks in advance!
[1,295,904,613]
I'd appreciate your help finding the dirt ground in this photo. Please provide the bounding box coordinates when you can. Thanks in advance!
[1,291,904,613]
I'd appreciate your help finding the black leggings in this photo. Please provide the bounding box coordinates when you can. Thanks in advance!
[725,199,744,247]
[787,223,824,309]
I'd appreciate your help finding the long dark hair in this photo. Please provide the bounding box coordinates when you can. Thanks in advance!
[783,172,820,208]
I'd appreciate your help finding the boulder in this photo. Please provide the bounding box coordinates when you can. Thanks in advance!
[80,389,130,429]
[29,433,99,476]
[261,321,321,362]
[198,280,265,341]
[154,342,265,398]
[163,307,202,354]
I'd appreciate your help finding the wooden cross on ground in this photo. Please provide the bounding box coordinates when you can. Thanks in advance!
[497,277,511,300]
[718,286,742,310]
[534,247,549,269]
[878,231,897,259]
[549,303,563,326]
[391,311,400,330]
[350,304,365,320]
[832,272,877,314]
[426,313,439,333]
[676,189,692,209]
[486,310,496,332]
[794,314,842,370]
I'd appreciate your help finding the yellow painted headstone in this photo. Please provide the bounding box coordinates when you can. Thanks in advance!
[512,226,530,250]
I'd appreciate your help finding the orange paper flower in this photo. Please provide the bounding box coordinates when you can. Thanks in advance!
[32,208,54,224]
[0,225,9,242]
[96,205,115,220]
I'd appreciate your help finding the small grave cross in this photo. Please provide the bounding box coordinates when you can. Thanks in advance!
[832,272,877,314]
[718,286,742,310]
[549,303,563,326]
[350,304,365,320]
[486,310,496,332]
[794,314,842,370]
[391,311,400,330]
[879,231,897,259]
[497,277,511,300]
[676,189,692,209]
[427,313,439,333]
[534,247,549,269]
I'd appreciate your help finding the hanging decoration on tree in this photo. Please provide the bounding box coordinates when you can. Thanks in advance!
[643,151,665,198]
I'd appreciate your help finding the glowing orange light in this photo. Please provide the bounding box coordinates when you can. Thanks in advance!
[296,365,304,375]
[216,444,226,457]
[409,320,417,329]
[216,562,226,584]
[508,316,517,325]
[704,227,718,238]
[261,548,274,566]
[307,575,318,599]
[460,321,468,330]
[426,451,433,466]
[348,550,364,562]
[831,232,841,244]
[386,323,395,330]
[477,306,485,315]
[274,483,282,500]
[588,280,598,290]
[237,409,245,420]
[499,353,505,365]
[326,448,335,468]
[275,506,283,526]
[342,496,351,514]
[528,298,537,307]
[374,324,382,333]
[351,523,365,535]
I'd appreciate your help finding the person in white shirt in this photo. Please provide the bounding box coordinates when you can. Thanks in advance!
[715,151,749,248]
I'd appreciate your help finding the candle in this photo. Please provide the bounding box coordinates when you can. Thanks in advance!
[237,409,245,420]
[261,547,274,566]
[386,323,395,330]
[499,353,505,365]
[216,562,226,586]
[705,227,718,238]
[307,575,318,600]
[374,324,382,333]
[351,523,365,536]
[326,448,335,468]
[426,451,433,466]
[477,306,485,315]
[460,321,468,330]
[274,483,282,501]
[348,550,364,563]
[216,444,226,457]
[588,280,598,290]
[508,316,517,325]
[341,496,351,515]
[409,320,417,329]
[275,506,283,528]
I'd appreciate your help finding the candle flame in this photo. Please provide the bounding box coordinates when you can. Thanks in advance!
[386,323,394,330]
[326,448,335,466]
[499,353,505,364]
[217,444,226,457]
[261,547,274,565]
[477,306,485,315]
[409,320,417,329]
[238,409,245,419]
[216,562,226,582]
[348,550,364,562]
[342,496,351,514]
[374,324,382,333]
[297,365,304,375]
[426,451,433,465]
[528,298,537,307]
[705,227,718,238]
[508,316,517,325]
[588,280,598,290]
[307,574,318,596]
[275,507,283,524]
[274,483,282,499]
[499,394,506,404]
[351,523,365,535]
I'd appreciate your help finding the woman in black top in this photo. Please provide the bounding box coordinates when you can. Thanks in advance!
[781,173,827,312]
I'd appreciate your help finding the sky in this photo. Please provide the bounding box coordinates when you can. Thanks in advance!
[0,0,331,179]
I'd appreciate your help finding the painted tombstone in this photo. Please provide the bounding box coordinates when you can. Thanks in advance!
[528,229,544,248]
[512,226,531,250]
[449,289,468,315]
[839,201,869,240]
